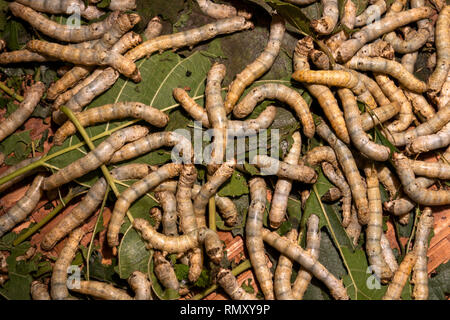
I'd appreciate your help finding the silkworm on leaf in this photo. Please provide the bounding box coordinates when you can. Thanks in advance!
[216,269,257,300]
[128,271,152,300]
[224,15,285,113]
[274,229,298,300]
[269,131,302,229]
[262,228,349,300]
[0,174,44,237]
[406,120,450,154]
[0,50,53,64]
[321,187,342,202]
[54,102,168,145]
[374,164,401,200]
[412,207,434,300]
[196,0,247,19]
[31,281,51,300]
[145,16,163,41]
[0,82,45,143]
[292,214,320,300]
[70,281,133,300]
[51,228,85,300]
[126,16,253,62]
[233,83,315,138]
[304,146,339,170]
[153,251,180,292]
[360,102,401,131]
[214,195,238,226]
[246,177,274,300]
[380,233,399,274]
[0,156,43,194]
[108,163,183,247]
[149,207,162,230]
[355,0,387,27]
[252,155,317,184]
[43,126,149,191]
[155,191,178,237]
[382,251,418,300]
[202,228,224,264]
[345,205,362,246]
[310,0,339,35]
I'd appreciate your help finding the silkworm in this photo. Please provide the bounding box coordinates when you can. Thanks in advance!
[51,228,85,300]
[345,205,362,246]
[233,83,315,138]
[316,118,369,225]
[15,0,98,18]
[145,16,163,41]
[0,174,44,237]
[407,120,450,156]
[355,0,387,27]
[308,49,330,71]
[341,0,357,29]
[214,195,238,226]
[216,269,256,300]
[430,0,446,11]
[109,0,136,11]
[321,187,342,202]
[380,233,399,274]
[196,0,247,19]
[252,155,317,184]
[126,16,253,62]
[356,40,395,60]
[360,102,401,131]
[224,15,285,113]
[54,102,168,145]
[427,5,450,97]
[153,251,179,292]
[31,281,51,300]
[262,228,348,300]
[412,207,434,300]
[393,152,450,206]
[269,131,302,229]
[374,164,401,200]
[128,271,152,300]
[274,229,297,300]
[364,165,393,282]
[335,7,433,63]
[436,73,450,109]
[293,37,349,143]
[382,251,417,300]
[0,50,53,64]
[149,207,162,230]
[155,191,178,237]
[246,177,274,300]
[409,159,450,180]
[0,82,45,143]
[108,163,183,247]
[202,228,224,264]
[0,156,43,194]
[109,131,193,164]
[357,70,391,107]
[310,0,339,35]
[70,281,133,300]
[292,214,321,300]
[9,3,113,43]
[304,146,339,170]
[43,126,149,191]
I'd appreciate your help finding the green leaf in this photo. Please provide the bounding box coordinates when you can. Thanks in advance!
[0,130,32,165]
[96,0,111,9]
[240,278,255,294]
[217,171,249,197]
[174,263,189,281]
[264,0,313,36]
[428,261,450,300]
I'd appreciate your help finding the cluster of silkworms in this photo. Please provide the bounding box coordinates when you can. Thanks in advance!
[0,0,449,301]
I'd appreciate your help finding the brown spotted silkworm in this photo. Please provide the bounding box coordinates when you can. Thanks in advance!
[322,186,342,203]
[310,0,339,35]
[70,281,133,300]
[153,251,179,292]
[31,281,51,300]
[128,271,152,300]
[382,251,418,300]
[155,191,178,237]
[406,122,450,154]
[274,229,298,300]
[144,16,163,41]
[345,205,362,246]
[216,269,257,300]
[356,40,395,60]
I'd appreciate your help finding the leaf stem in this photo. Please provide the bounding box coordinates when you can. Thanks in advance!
[0,82,24,102]
[209,196,216,231]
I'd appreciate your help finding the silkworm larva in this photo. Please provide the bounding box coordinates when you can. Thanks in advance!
[9,3,113,43]
[412,207,434,300]
[360,102,401,131]
[321,162,352,227]
[224,15,285,113]
[173,88,210,127]
[293,38,349,143]
[196,0,244,19]
[70,280,133,300]
[155,191,178,237]
[176,164,198,236]
[252,155,317,184]
[430,0,446,11]
[0,82,45,142]
[335,7,433,63]
[380,233,399,274]
[15,0,93,17]
[51,228,85,300]
[108,163,183,247]
[31,281,51,300]
[153,251,180,292]
[43,126,148,191]
[203,228,224,264]
[194,160,236,228]
[382,251,418,300]
[109,0,136,11]
[374,164,401,200]
[54,102,168,145]
[233,83,315,138]
[436,73,450,109]
[326,31,347,56]
[304,146,339,170]
[26,40,141,82]
[145,16,163,41]
[0,50,53,64]
[149,207,162,230]
[0,174,44,237]
[246,177,274,300]
[308,49,330,70]
[269,131,302,229]
[128,271,152,300]
[406,119,450,155]
[0,156,43,194]
[394,152,450,205]
[292,214,321,300]
[357,71,391,107]
[341,0,357,29]
[216,269,257,300]
[355,0,387,27]
[316,119,369,225]
[274,229,298,300]
[321,187,342,202]
[126,16,253,62]
[409,159,450,180]
[262,228,349,300]
[310,0,339,35]
[282,0,317,4]
[345,205,362,246]
[356,40,395,60]
[214,195,238,226]
[427,6,450,97]
[365,165,393,282]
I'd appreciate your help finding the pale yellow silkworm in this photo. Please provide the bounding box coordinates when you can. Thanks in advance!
[292,214,321,300]
[326,31,347,56]
[31,281,51,300]
[345,205,362,246]
[0,50,53,64]
[0,174,44,237]
[269,131,302,229]
[216,269,257,300]
[153,251,179,292]
[109,0,136,11]
[43,126,149,191]
[144,16,163,41]
[54,102,168,145]
[356,40,395,60]
[375,164,401,200]
[224,15,285,113]
[409,158,450,180]
[406,121,450,154]
[304,146,339,170]
[262,228,349,300]
[382,251,417,300]
[380,233,399,274]
[436,73,450,110]
[430,0,446,11]
[70,281,133,300]
[274,229,298,300]
[0,82,45,142]
[412,207,434,300]
[108,163,183,247]
[128,271,152,300]
[233,83,315,138]
[51,228,86,300]
[360,102,401,131]
[196,0,246,19]
[155,191,178,237]
[14,0,103,20]
[358,70,391,107]
[341,0,357,29]
[0,156,43,194]
[246,177,274,300]
[310,0,339,35]
[355,0,387,27]
[202,228,224,264]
